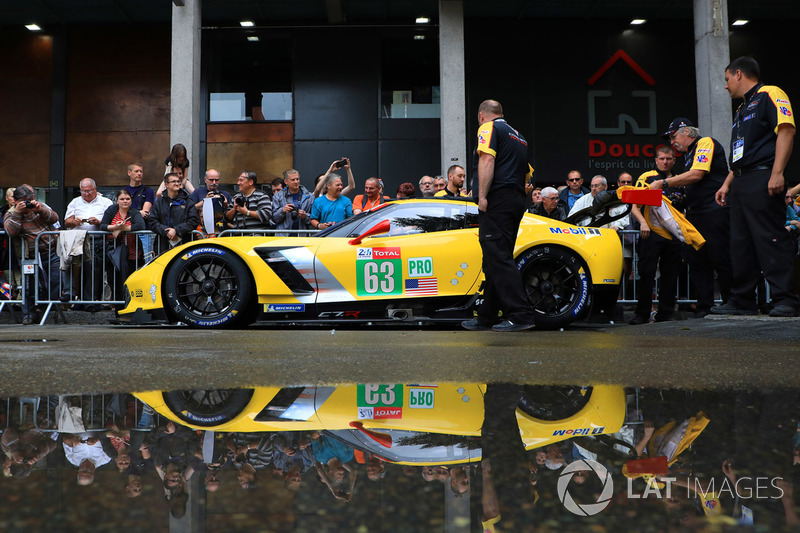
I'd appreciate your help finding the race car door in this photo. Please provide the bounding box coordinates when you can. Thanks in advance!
[311,202,484,304]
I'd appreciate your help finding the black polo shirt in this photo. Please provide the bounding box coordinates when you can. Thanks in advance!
[730,83,796,171]
[471,118,532,197]
[682,136,728,214]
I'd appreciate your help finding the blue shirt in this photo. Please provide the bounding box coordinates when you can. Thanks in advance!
[310,195,353,225]
[124,185,155,211]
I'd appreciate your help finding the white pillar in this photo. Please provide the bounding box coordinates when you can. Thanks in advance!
[439,0,466,176]
[693,0,731,150]
[171,0,202,186]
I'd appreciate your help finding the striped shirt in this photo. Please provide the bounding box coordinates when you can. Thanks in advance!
[3,204,59,258]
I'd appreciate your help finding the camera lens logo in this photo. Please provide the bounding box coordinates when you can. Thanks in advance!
[556,459,614,516]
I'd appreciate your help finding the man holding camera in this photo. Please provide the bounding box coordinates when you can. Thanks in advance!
[190,169,232,234]
[272,169,314,235]
[225,170,272,231]
[314,158,356,198]
[3,185,60,324]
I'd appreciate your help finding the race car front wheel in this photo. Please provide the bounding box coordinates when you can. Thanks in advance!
[518,385,593,421]
[163,389,255,426]
[163,246,256,327]
[516,246,590,329]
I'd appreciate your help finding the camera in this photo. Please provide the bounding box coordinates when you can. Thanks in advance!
[234,196,246,207]
[334,158,348,169]
[287,204,298,220]
[24,201,35,209]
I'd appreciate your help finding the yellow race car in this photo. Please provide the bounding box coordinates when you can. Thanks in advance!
[134,384,626,463]
[118,197,624,328]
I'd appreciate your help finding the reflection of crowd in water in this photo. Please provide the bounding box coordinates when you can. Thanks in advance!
[494,389,800,530]
[1,394,476,520]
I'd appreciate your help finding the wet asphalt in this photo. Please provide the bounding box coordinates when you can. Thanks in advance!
[0,307,798,397]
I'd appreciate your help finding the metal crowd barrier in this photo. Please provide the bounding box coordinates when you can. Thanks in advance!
[617,229,726,306]
[22,230,205,324]
[0,229,25,321]
[0,393,163,432]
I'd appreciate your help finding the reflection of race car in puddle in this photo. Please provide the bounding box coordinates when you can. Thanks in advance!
[134,384,626,465]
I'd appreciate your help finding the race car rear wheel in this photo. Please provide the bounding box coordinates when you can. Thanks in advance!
[163,389,254,426]
[516,246,590,329]
[518,386,593,421]
[163,247,256,327]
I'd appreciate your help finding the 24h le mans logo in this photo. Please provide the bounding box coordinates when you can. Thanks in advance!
[557,459,614,516]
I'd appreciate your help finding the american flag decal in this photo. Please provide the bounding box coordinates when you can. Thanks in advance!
[405,277,438,295]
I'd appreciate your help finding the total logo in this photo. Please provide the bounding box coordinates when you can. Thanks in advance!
[557,459,614,516]
[358,407,403,419]
[373,247,401,259]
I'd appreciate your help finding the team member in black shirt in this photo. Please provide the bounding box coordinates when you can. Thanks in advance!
[659,117,733,317]
[462,100,536,332]
[713,56,800,317]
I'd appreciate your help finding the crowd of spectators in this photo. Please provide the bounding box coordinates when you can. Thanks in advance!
[0,147,474,324]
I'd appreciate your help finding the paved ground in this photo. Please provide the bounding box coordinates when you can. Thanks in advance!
[1,308,798,397]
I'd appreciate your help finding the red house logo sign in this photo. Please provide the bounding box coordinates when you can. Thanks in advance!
[587,50,665,161]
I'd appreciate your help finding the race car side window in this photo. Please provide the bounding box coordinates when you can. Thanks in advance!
[324,201,472,238]
[383,204,467,236]
[463,204,480,228]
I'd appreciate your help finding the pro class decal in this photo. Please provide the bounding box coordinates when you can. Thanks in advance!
[407,257,433,277]
[408,388,435,409]
[356,247,402,296]
[357,384,404,420]
[264,304,305,313]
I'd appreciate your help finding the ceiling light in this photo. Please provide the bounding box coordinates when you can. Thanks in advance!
[239,20,254,27]
[247,36,259,42]
[732,19,749,26]
[630,19,646,25]
[413,35,425,40]
[415,17,430,24]
[25,24,42,31]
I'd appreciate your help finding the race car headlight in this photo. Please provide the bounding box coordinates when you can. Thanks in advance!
[123,284,131,307]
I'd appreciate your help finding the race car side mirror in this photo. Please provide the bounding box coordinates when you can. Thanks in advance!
[349,421,393,448]
[348,219,391,245]
[619,187,662,206]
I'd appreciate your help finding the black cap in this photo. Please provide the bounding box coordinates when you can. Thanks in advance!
[662,117,694,138]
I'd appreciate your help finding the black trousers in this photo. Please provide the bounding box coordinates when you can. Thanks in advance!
[729,169,800,309]
[686,208,733,309]
[477,187,536,324]
[634,232,682,318]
